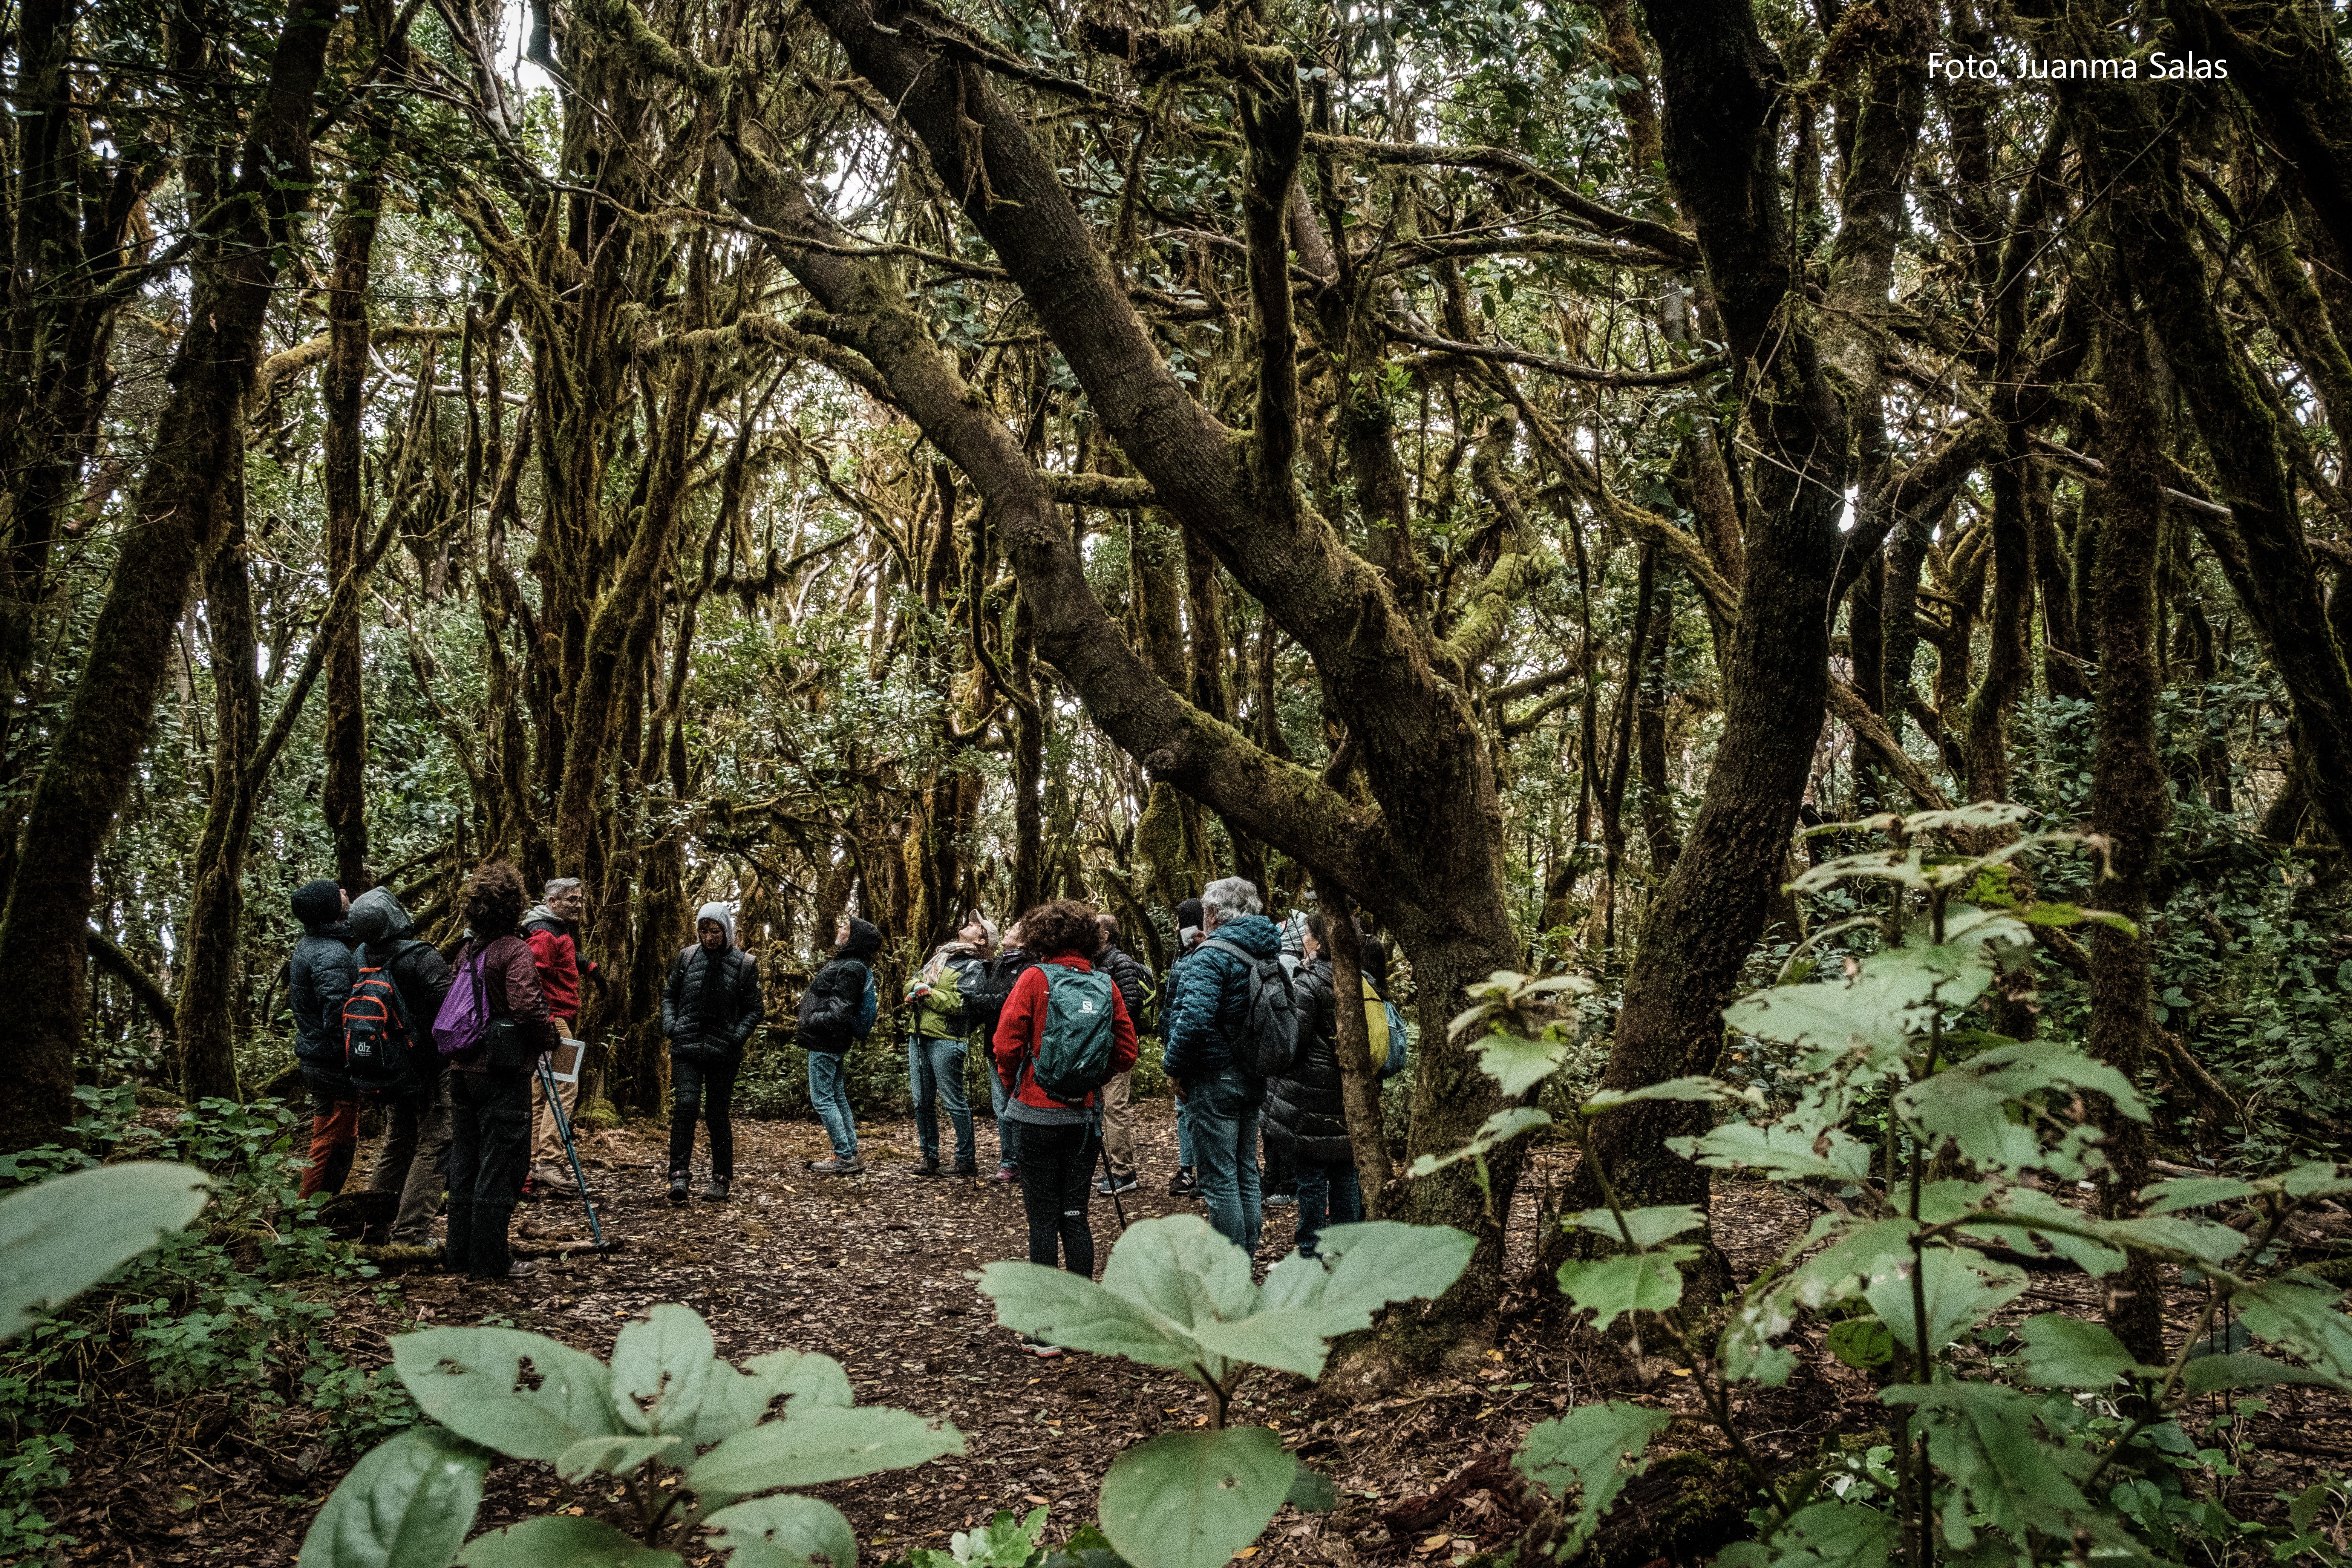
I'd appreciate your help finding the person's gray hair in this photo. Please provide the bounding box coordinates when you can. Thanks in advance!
[544,877,584,900]
[1202,877,1263,922]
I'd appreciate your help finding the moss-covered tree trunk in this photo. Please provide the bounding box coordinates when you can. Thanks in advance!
[322,153,381,893]
[0,0,337,1153]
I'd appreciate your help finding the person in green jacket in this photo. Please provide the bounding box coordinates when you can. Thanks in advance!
[904,915,995,1176]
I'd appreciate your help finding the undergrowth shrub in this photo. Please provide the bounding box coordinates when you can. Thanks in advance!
[0,1090,414,1554]
[1436,803,2352,1566]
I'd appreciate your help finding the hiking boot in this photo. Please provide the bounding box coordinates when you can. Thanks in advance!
[1020,1335,1063,1359]
[913,1156,942,1177]
[532,1164,579,1196]
[701,1176,732,1202]
[1095,1173,1139,1195]
[1265,1191,1297,1208]
[992,1164,1020,1185]
[808,1154,866,1176]
[952,1161,980,1178]
[667,1170,691,1206]
[1167,1167,1199,1197]
[505,1259,540,1279]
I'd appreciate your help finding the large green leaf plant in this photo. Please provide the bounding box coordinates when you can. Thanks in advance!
[297,1303,962,1568]
[1433,804,2352,1566]
[979,1214,1476,1568]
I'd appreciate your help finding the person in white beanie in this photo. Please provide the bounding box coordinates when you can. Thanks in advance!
[660,902,763,1203]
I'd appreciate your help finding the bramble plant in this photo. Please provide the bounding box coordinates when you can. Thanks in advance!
[978,1215,1475,1568]
[1438,803,2352,1566]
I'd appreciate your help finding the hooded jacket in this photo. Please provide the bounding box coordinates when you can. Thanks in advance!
[289,879,358,1075]
[1263,955,1351,1163]
[907,941,987,1040]
[1161,911,1282,1087]
[522,902,593,1020]
[795,916,881,1055]
[991,952,1140,1119]
[663,903,764,1064]
[348,888,455,1044]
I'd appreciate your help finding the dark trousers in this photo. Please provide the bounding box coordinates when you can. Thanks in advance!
[1262,1131,1297,1197]
[1017,1119,1097,1277]
[446,1067,533,1277]
[668,1057,738,1178]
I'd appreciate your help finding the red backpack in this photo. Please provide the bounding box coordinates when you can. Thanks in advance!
[343,943,423,1099]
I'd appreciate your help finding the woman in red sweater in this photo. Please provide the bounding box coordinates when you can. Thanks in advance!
[992,900,1138,1334]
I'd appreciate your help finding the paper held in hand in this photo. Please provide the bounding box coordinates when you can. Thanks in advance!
[549,1037,585,1084]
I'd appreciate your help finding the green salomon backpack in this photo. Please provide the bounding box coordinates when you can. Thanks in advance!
[1029,965,1120,1102]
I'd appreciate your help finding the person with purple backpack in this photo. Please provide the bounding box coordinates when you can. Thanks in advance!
[433,861,562,1280]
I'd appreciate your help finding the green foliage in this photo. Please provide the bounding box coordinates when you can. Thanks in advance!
[1,1096,412,1555]
[1438,808,2352,1565]
[302,1302,960,1568]
[975,1213,1472,1568]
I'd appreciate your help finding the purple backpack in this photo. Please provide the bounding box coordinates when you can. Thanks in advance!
[433,947,493,1057]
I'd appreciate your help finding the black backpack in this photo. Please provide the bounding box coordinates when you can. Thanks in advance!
[1200,938,1300,1079]
[343,941,426,1099]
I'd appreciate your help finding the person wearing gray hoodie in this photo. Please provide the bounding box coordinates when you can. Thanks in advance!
[348,887,455,1245]
[660,902,764,1203]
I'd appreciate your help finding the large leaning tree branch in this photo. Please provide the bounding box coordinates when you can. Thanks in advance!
[718,126,1384,897]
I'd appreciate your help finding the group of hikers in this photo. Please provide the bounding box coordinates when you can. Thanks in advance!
[283,860,1405,1331]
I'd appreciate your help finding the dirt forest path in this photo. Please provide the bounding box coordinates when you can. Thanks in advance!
[51,1104,2352,1567]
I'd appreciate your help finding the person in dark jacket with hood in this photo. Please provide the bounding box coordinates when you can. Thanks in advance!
[796,915,880,1174]
[1166,897,1205,1197]
[1262,913,1361,1257]
[662,902,764,1203]
[1162,877,1284,1255]
[348,887,455,1245]
[959,921,1034,1182]
[289,877,360,1200]
[1092,913,1151,1196]
[443,860,562,1280]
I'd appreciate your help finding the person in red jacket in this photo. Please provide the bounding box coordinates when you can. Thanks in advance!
[522,878,594,1195]
[991,899,1138,1351]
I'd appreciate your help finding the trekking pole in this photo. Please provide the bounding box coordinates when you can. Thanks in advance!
[1094,1115,1129,1233]
[540,1052,608,1250]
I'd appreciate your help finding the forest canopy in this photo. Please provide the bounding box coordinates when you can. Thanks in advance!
[5,0,2352,1360]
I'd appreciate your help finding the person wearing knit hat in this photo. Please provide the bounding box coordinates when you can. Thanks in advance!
[660,902,764,1203]
[1165,896,1208,1198]
[288,877,360,1200]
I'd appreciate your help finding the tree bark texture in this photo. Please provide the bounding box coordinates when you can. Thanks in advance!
[0,0,337,1154]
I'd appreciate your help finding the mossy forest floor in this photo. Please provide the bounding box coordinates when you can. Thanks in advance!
[39,1103,2352,1566]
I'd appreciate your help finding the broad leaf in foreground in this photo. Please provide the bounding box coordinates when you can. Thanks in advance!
[1514,1402,1673,1554]
[1096,1426,1295,1568]
[704,1494,860,1568]
[687,1404,962,1494]
[456,1517,681,1568]
[390,1327,619,1462]
[0,1162,210,1341]
[297,1426,487,1568]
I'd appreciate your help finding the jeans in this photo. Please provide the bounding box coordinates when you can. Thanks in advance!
[446,1066,532,1277]
[1294,1159,1364,1259]
[1017,1119,1098,1277]
[805,1050,857,1158]
[1191,1065,1263,1257]
[300,1069,360,1200]
[989,1070,1024,1170]
[908,1037,975,1168]
[367,1066,452,1243]
[669,1056,738,1178]
[1176,1091,1196,1168]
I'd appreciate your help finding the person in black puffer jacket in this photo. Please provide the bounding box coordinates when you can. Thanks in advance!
[1262,912,1361,1258]
[796,915,881,1174]
[959,923,1034,1182]
[662,901,765,1204]
[1092,913,1152,1195]
[289,877,360,1200]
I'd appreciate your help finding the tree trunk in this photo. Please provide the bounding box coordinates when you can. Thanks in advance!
[322,155,381,893]
[0,0,337,1154]
[175,495,264,1102]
